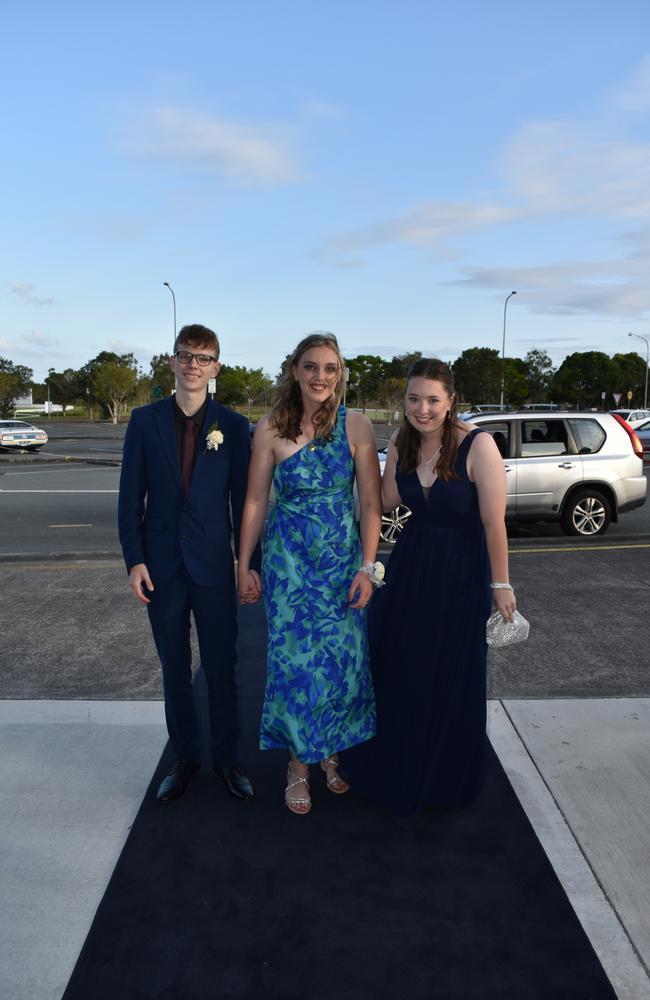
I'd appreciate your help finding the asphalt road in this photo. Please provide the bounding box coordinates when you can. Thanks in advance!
[1,542,648,700]
[0,464,121,556]
[1,424,648,699]
[1,457,649,559]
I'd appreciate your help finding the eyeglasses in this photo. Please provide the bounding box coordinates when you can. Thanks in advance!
[174,350,218,367]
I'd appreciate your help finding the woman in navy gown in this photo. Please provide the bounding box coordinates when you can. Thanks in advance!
[344,358,515,815]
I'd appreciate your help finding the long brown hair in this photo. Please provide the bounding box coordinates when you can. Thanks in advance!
[269,332,346,442]
[396,358,464,480]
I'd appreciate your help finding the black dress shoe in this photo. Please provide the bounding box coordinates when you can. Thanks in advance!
[157,759,200,802]
[214,765,254,800]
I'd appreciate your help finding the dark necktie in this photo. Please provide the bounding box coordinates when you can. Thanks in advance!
[181,418,198,496]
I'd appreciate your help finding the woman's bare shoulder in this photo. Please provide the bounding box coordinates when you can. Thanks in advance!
[345,408,375,442]
[252,414,276,443]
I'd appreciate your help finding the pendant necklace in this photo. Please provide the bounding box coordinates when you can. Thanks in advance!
[301,421,318,452]
[421,445,442,469]
[420,444,442,487]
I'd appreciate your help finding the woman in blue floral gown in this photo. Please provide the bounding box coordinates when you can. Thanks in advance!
[237,333,381,814]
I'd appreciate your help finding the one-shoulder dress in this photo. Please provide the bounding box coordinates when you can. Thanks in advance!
[344,428,492,814]
[259,406,376,764]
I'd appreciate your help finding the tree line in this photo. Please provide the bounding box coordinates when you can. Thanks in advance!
[0,346,646,421]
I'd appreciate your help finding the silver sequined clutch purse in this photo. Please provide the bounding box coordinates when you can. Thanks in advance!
[486,609,530,648]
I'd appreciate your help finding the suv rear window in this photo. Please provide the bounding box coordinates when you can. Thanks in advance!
[521,419,568,457]
[568,418,606,454]
[480,421,510,457]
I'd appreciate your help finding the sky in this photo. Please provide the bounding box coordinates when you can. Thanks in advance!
[2,0,650,383]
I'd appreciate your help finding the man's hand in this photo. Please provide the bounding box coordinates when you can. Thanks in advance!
[128,563,154,605]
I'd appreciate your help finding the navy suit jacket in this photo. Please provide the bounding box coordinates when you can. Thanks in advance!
[118,396,253,588]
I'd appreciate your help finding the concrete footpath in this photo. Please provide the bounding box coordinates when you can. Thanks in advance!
[1,559,650,1000]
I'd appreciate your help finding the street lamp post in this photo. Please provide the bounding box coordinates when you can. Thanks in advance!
[499,290,517,410]
[628,331,649,409]
[163,282,177,348]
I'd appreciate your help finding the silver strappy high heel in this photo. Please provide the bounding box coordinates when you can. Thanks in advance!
[285,764,311,815]
[320,754,349,795]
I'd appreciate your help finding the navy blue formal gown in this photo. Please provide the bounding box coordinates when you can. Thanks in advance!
[344,429,492,815]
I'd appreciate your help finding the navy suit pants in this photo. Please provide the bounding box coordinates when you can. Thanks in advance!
[147,565,240,767]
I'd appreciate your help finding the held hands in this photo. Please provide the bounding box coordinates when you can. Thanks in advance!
[128,563,154,605]
[348,570,374,609]
[238,567,262,605]
[492,586,516,623]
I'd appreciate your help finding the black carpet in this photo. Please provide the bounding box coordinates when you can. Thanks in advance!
[63,604,615,1000]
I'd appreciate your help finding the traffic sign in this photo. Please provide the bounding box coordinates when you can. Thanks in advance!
[152,384,164,400]
[627,390,634,401]
[208,378,217,394]
[612,392,622,405]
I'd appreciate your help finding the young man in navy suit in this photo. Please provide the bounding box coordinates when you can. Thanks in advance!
[119,324,255,803]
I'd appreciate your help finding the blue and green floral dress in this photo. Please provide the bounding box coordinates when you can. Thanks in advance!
[260,406,376,764]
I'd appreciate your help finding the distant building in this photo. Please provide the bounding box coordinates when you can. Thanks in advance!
[14,390,63,415]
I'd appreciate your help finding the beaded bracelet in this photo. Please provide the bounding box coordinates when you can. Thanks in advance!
[490,582,514,591]
[360,561,386,587]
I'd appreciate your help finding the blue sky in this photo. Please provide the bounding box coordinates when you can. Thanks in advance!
[3,0,650,382]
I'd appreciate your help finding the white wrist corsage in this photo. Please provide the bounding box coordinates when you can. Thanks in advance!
[360,561,385,587]
[205,422,224,452]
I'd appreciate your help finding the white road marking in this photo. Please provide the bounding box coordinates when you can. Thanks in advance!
[49,524,94,528]
[0,489,118,493]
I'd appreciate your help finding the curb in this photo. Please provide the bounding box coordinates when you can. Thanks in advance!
[507,533,650,549]
[0,551,123,564]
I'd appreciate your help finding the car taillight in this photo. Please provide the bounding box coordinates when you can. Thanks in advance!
[612,413,644,460]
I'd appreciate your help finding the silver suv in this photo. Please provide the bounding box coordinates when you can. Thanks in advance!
[470,411,646,537]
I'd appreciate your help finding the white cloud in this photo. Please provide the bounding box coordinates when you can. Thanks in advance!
[299,101,344,120]
[24,330,58,348]
[318,53,650,272]
[127,106,299,186]
[319,200,517,261]
[499,120,650,218]
[453,241,650,317]
[107,338,151,356]
[9,282,54,307]
[610,53,650,113]
[0,333,69,367]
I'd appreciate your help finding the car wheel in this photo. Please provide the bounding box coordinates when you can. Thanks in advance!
[560,489,611,537]
[380,505,411,543]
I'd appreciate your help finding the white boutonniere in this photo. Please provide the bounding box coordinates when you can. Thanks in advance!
[205,422,224,452]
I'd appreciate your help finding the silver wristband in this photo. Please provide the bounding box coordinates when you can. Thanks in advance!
[490,582,514,591]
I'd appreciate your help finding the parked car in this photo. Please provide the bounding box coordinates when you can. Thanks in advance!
[610,408,650,426]
[469,411,645,536]
[377,412,646,542]
[0,419,48,451]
